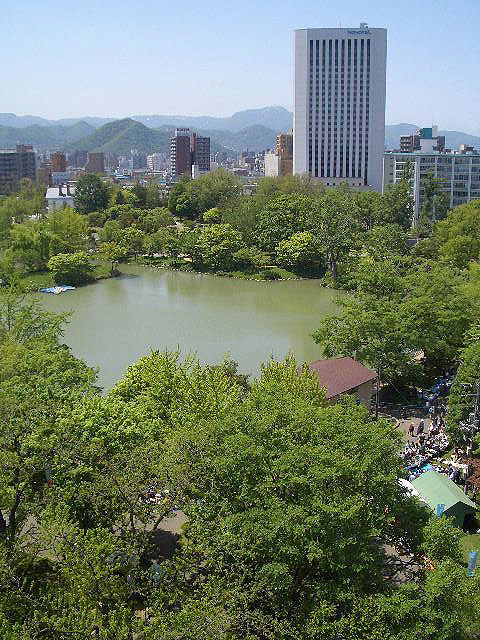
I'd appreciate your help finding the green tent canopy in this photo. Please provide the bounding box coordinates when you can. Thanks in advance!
[412,470,477,528]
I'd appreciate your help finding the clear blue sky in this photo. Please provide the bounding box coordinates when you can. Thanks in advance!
[3,0,479,133]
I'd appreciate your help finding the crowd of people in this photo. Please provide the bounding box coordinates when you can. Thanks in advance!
[399,376,457,480]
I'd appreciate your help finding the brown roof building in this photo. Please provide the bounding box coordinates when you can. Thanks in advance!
[303,357,377,408]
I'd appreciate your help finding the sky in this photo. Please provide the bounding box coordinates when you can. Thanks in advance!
[2,0,480,133]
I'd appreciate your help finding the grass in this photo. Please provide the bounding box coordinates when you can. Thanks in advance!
[460,534,480,563]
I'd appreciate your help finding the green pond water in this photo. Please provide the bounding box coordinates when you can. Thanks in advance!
[37,265,340,390]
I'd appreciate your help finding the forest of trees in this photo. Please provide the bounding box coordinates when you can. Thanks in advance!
[2,172,480,636]
[1,283,479,639]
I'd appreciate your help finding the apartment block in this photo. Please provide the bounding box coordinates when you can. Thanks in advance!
[0,145,36,194]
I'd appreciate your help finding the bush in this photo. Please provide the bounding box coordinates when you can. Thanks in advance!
[47,252,94,285]
[88,211,106,227]
[259,268,280,280]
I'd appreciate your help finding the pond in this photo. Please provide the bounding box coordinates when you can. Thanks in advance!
[37,265,341,390]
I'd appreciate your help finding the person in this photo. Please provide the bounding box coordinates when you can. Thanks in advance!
[408,423,415,437]
[417,421,425,436]
[401,406,408,420]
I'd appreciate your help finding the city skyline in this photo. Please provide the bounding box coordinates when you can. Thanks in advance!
[2,0,479,134]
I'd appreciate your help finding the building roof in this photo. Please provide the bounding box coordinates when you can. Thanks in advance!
[411,471,477,513]
[45,186,75,199]
[304,357,377,399]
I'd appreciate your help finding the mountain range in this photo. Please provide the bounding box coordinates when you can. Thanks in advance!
[0,108,479,156]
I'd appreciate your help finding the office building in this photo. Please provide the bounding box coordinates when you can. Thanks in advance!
[400,126,445,153]
[85,152,105,174]
[191,133,211,174]
[294,24,387,191]
[50,151,67,172]
[265,130,294,177]
[170,128,192,177]
[37,163,52,187]
[170,129,211,178]
[68,150,88,168]
[0,145,36,194]
[384,146,480,221]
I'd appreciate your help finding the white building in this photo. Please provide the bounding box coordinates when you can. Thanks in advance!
[146,152,169,172]
[264,152,281,177]
[293,24,387,191]
[383,149,480,221]
[45,184,75,210]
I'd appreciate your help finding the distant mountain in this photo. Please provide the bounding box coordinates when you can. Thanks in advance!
[2,109,478,155]
[199,125,278,151]
[0,107,292,134]
[133,106,293,133]
[66,119,276,155]
[384,123,480,150]
[0,121,95,150]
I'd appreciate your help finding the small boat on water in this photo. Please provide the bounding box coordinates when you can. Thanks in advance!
[38,285,76,295]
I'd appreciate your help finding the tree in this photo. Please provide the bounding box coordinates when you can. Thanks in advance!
[275,231,323,274]
[0,281,67,343]
[202,207,220,223]
[0,291,97,545]
[314,293,421,385]
[99,242,128,274]
[155,358,426,637]
[98,219,121,243]
[354,190,385,231]
[447,339,480,446]
[7,220,51,271]
[255,194,311,252]
[417,170,451,235]
[232,246,269,272]
[432,199,480,265]
[136,208,174,233]
[116,227,146,260]
[362,224,408,261]
[307,190,360,282]
[192,224,245,271]
[381,174,414,230]
[74,174,109,214]
[47,251,94,285]
[45,208,89,255]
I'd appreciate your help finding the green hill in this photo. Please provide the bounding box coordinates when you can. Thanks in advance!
[67,118,271,155]
[0,121,95,150]
[65,118,172,155]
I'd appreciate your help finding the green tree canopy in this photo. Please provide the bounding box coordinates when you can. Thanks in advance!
[47,251,94,285]
[73,174,110,214]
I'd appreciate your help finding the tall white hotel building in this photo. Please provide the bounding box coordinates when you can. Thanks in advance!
[293,24,387,191]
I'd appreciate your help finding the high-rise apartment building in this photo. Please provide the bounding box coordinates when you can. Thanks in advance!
[50,151,67,172]
[170,129,211,178]
[68,150,88,168]
[85,152,105,174]
[293,24,387,191]
[147,152,169,172]
[0,145,36,194]
[265,130,294,177]
[191,133,211,174]
[170,128,192,177]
